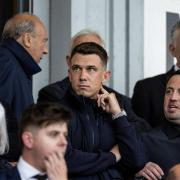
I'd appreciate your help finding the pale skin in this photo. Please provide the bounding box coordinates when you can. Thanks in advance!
[69,53,122,162]
[45,152,67,180]
[135,162,164,180]
[15,14,48,63]
[22,123,68,180]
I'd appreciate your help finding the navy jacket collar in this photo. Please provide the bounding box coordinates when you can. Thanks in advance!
[1,38,41,76]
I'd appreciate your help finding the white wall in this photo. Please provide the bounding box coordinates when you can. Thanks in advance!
[32,0,180,99]
[32,0,49,102]
[144,0,180,78]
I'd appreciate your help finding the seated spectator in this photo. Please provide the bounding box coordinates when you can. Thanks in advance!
[132,20,180,127]
[0,102,70,180]
[0,103,12,170]
[135,70,180,179]
[39,42,147,179]
[38,29,150,133]
[166,164,180,180]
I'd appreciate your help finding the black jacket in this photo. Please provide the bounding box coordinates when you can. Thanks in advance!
[38,77,150,133]
[132,67,174,127]
[38,81,148,179]
[0,39,41,161]
[141,121,180,178]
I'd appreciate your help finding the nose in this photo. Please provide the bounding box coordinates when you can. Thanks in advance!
[59,135,68,147]
[79,69,87,81]
[43,46,48,54]
[170,91,178,101]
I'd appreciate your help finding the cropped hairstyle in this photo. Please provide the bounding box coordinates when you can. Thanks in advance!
[19,102,70,137]
[166,70,180,85]
[70,42,108,68]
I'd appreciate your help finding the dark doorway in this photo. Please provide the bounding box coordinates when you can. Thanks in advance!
[0,0,32,40]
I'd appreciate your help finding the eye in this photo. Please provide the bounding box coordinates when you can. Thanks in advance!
[165,88,172,95]
[87,66,97,72]
[49,131,59,137]
[72,65,81,72]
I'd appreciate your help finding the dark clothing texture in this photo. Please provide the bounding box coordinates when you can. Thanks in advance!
[0,38,41,121]
[0,158,12,170]
[38,77,150,133]
[0,39,41,161]
[38,82,147,179]
[141,121,180,178]
[131,67,174,127]
[0,166,21,180]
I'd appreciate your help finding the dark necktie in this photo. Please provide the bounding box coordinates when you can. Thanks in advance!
[33,174,47,180]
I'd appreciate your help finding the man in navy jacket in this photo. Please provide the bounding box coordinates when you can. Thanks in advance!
[38,42,147,179]
[0,12,48,161]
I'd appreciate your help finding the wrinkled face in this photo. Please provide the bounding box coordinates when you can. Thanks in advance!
[164,75,180,124]
[29,122,68,171]
[29,22,48,63]
[69,53,108,99]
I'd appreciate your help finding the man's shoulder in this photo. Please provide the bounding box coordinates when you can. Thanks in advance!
[38,77,70,102]
[137,72,168,86]
[0,166,21,180]
[42,77,69,91]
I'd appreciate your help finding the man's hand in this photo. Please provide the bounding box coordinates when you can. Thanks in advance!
[97,87,121,115]
[135,162,164,180]
[110,144,121,162]
[45,152,68,180]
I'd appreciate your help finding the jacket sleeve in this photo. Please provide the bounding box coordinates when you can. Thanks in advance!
[0,56,15,109]
[65,139,116,176]
[131,80,152,125]
[112,116,148,172]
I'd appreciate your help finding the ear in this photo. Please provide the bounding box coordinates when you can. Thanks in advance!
[66,55,71,67]
[102,70,111,84]
[169,43,176,57]
[22,33,32,48]
[22,131,34,149]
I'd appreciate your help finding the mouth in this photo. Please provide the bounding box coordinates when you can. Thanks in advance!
[168,104,178,111]
[78,85,90,89]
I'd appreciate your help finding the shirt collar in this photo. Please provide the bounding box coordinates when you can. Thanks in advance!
[17,157,46,180]
[174,64,180,71]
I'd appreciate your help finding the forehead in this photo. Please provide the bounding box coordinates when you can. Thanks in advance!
[70,53,103,66]
[167,75,180,87]
[34,22,47,35]
[44,122,67,132]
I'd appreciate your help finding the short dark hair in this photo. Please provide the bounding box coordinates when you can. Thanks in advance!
[70,42,108,68]
[166,70,180,86]
[19,102,70,136]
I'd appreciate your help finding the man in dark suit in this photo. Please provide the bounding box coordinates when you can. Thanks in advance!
[0,103,70,180]
[132,20,180,127]
[135,71,180,179]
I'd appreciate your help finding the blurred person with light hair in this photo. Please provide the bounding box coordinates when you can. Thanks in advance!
[0,103,12,170]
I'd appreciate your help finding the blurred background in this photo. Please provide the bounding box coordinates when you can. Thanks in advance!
[0,0,180,101]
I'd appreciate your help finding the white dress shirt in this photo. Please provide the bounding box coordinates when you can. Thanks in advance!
[17,157,48,180]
